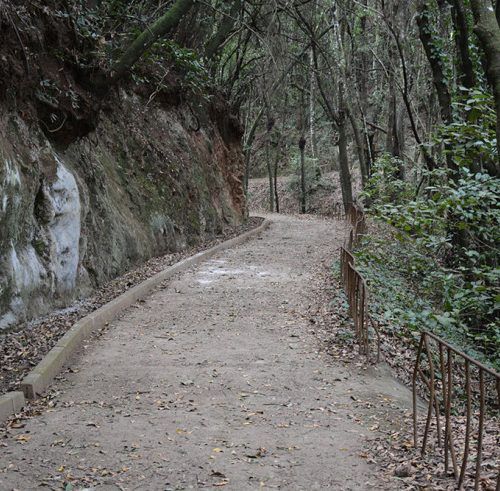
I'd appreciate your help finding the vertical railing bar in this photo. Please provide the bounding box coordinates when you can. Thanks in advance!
[358,277,368,356]
[439,343,450,474]
[425,334,442,445]
[458,359,471,489]
[421,336,435,456]
[446,347,459,478]
[366,305,370,360]
[423,336,443,449]
[474,368,485,491]
[413,333,425,448]
[358,276,362,352]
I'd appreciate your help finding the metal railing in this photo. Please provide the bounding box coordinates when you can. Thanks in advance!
[413,331,500,490]
[337,201,499,489]
[346,203,366,249]
[332,202,343,220]
[339,203,379,361]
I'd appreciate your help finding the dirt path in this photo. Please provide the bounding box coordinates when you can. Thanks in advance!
[0,214,411,490]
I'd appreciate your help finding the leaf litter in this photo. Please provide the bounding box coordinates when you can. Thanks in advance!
[306,242,499,490]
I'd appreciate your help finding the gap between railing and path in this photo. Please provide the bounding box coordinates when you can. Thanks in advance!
[334,202,499,490]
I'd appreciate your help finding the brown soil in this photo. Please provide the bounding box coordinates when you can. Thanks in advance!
[247,173,362,216]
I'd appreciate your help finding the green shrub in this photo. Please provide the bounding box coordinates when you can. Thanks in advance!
[359,157,499,368]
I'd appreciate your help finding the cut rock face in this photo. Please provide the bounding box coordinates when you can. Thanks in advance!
[47,156,81,294]
[0,84,244,330]
[0,154,81,328]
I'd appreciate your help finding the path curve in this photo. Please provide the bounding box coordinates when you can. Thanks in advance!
[0,214,410,490]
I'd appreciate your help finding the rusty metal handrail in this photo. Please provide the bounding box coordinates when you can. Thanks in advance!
[333,202,343,220]
[339,245,379,361]
[346,203,366,248]
[339,203,374,359]
[412,331,500,490]
[338,202,499,488]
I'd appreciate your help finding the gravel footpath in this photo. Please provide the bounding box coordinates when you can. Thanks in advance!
[0,213,412,490]
[0,218,263,396]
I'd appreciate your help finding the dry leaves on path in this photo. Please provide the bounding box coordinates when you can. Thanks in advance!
[0,218,263,397]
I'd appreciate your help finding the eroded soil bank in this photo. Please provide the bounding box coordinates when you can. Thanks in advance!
[0,214,412,490]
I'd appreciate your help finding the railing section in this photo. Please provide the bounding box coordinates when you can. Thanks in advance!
[337,202,499,489]
[339,203,379,360]
[412,331,500,490]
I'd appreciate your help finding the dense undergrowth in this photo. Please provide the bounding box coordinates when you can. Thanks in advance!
[354,90,499,370]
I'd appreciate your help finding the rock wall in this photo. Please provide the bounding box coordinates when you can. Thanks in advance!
[0,90,245,329]
[0,1,247,329]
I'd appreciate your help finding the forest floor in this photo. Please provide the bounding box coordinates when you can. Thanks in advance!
[0,214,413,490]
[247,172,362,216]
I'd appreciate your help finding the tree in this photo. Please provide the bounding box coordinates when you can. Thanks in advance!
[470,0,500,167]
[111,0,195,81]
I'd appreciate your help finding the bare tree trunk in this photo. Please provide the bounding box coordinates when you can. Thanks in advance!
[337,124,353,212]
[274,150,280,213]
[266,136,275,212]
[470,0,500,169]
[299,136,307,213]
[347,106,368,187]
[386,83,397,153]
[386,84,404,176]
[310,44,353,213]
[244,149,251,194]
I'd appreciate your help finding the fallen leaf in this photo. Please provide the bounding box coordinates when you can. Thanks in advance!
[15,434,31,443]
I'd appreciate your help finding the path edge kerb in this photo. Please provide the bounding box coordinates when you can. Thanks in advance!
[0,218,271,423]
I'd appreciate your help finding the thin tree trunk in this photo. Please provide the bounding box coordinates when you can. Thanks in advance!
[470,0,500,169]
[337,81,353,211]
[266,139,274,212]
[274,150,280,213]
[347,106,368,187]
[337,121,353,212]
[386,82,398,153]
[386,21,437,171]
[447,0,476,88]
[299,136,307,213]
[310,43,353,212]
[309,49,317,159]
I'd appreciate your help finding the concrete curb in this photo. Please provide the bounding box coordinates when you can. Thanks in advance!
[0,392,25,422]
[0,218,270,424]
